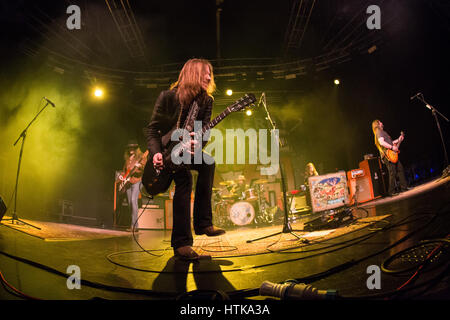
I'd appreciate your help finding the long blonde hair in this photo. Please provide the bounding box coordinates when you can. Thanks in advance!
[305,162,318,177]
[372,119,382,152]
[170,58,216,108]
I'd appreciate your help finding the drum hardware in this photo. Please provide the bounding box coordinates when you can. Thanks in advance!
[213,177,284,227]
[244,188,258,201]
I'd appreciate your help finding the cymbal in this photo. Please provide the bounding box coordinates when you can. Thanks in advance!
[222,194,237,199]
[253,179,268,184]
[219,180,235,186]
[212,188,221,191]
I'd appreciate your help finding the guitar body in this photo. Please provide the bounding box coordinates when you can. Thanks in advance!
[385,149,399,163]
[385,131,404,164]
[118,150,149,194]
[142,157,174,196]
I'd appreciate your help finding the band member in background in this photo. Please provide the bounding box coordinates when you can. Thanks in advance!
[304,162,319,186]
[304,162,319,207]
[231,175,248,200]
[372,120,408,196]
[143,58,225,260]
[119,141,147,232]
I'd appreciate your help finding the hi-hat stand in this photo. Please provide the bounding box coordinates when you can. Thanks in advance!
[1,98,54,230]
[247,93,305,243]
[412,93,449,178]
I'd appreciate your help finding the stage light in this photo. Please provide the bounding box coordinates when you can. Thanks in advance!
[93,87,104,99]
[334,79,340,85]
[226,89,233,96]
[246,109,252,116]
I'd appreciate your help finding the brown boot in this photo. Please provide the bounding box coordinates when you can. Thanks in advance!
[174,246,200,261]
[195,225,226,237]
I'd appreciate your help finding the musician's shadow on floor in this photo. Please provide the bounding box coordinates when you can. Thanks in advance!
[152,256,236,296]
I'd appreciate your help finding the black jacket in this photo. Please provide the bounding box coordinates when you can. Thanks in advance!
[143,89,213,157]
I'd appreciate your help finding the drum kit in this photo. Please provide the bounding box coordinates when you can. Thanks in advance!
[212,178,278,228]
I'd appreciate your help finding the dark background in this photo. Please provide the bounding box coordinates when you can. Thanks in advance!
[0,0,448,225]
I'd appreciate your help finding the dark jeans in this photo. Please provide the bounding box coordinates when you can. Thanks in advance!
[171,153,215,250]
[382,157,408,194]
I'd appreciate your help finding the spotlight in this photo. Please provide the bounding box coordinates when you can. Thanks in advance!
[93,87,104,98]
[226,89,233,96]
[246,109,252,116]
[334,79,340,85]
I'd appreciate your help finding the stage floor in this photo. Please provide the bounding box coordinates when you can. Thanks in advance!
[1,176,449,302]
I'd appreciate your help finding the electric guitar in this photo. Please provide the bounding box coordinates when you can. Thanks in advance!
[385,131,405,164]
[142,93,256,196]
[117,150,149,194]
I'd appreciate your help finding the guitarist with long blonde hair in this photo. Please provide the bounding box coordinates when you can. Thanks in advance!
[372,120,408,196]
[143,58,225,260]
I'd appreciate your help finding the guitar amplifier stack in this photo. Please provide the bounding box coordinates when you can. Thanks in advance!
[347,157,386,204]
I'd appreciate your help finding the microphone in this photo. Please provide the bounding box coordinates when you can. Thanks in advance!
[43,97,56,107]
[410,92,421,101]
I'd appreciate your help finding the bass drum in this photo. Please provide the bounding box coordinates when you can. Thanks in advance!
[229,201,255,226]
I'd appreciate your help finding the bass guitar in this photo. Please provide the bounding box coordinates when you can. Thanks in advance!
[142,93,256,196]
[385,131,405,164]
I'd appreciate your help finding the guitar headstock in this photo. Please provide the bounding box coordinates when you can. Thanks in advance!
[229,93,256,112]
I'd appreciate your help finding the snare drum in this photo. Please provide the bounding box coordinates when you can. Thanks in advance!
[229,201,255,226]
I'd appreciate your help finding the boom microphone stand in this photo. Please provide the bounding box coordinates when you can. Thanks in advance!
[411,93,449,178]
[247,93,304,243]
[2,98,55,230]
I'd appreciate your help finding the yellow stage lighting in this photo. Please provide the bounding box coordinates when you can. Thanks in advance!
[334,79,340,85]
[93,87,104,98]
[226,89,233,96]
[246,109,252,116]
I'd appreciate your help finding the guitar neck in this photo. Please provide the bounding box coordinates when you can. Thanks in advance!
[201,106,233,134]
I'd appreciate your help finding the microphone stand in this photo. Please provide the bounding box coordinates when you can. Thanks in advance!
[247,93,304,243]
[1,99,53,230]
[414,94,449,178]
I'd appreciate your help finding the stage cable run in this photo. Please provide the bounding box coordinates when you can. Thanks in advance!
[0,201,448,300]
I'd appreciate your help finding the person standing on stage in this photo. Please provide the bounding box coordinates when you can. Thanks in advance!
[143,58,225,260]
[372,120,408,196]
[304,162,319,186]
[303,162,319,208]
[119,141,147,231]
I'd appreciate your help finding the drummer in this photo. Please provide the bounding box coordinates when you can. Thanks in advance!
[231,175,249,200]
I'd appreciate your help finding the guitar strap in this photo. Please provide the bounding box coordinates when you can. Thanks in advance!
[176,97,200,131]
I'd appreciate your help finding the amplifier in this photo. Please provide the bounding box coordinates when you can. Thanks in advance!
[347,171,373,204]
[359,158,386,198]
[138,208,165,229]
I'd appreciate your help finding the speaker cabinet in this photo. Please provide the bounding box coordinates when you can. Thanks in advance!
[139,207,165,229]
[359,158,386,198]
[347,171,373,204]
